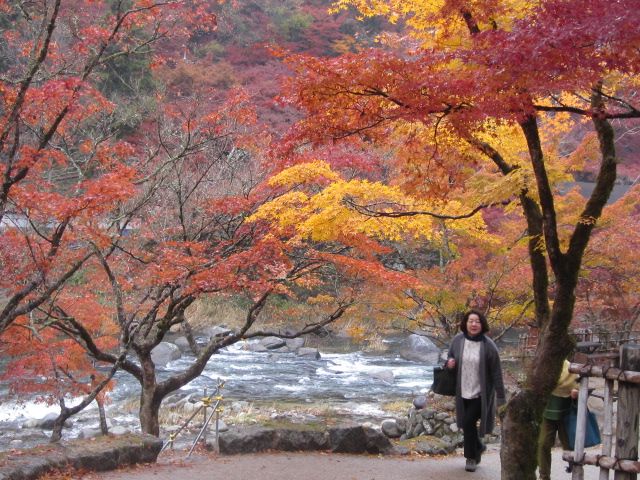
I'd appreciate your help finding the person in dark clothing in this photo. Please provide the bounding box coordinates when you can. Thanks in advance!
[446,310,506,472]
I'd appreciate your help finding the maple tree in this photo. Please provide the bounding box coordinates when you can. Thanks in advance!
[575,185,640,337]
[275,0,640,477]
[1,305,121,442]
[0,0,404,440]
[1,82,358,438]
[254,155,535,349]
[395,226,533,344]
[0,0,223,438]
[0,0,217,334]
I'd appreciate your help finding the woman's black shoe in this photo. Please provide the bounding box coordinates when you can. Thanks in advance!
[475,443,487,464]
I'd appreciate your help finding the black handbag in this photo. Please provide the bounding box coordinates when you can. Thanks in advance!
[432,365,457,396]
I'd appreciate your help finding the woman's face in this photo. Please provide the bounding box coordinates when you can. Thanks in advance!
[467,313,482,336]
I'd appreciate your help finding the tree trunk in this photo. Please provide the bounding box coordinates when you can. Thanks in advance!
[501,275,578,479]
[50,405,72,443]
[499,99,618,479]
[97,398,109,434]
[50,413,67,443]
[500,389,545,479]
[139,354,162,436]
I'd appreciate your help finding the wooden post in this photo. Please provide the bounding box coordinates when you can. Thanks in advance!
[215,407,220,454]
[202,387,207,445]
[600,377,615,480]
[614,344,640,480]
[573,376,591,480]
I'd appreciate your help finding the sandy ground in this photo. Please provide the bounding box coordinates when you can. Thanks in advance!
[81,446,603,480]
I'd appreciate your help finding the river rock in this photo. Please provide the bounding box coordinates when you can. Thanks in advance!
[203,325,233,341]
[296,347,320,359]
[246,342,269,352]
[183,401,204,414]
[218,426,329,454]
[25,413,72,430]
[172,336,192,351]
[22,418,39,429]
[211,419,228,432]
[269,346,290,353]
[0,433,163,479]
[285,337,305,350]
[413,436,459,455]
[230,401,250,411]
[260,336,286,350]
[380,419,402,438]
[110,426,130,436]
[370,369,394,384]
[413,395,427,410]
[218,425,395,455]
[386,401,464,452]
[78,427,103,439]
[151,342,181,366]
[38,413,60,430]
[399,334,440,363]
[328,425,395,454]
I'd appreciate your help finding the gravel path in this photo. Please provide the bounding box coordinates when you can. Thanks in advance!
[81,446,601,480]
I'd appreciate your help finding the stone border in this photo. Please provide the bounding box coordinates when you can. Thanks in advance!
[217,425,399,455]
[0,434,162,480]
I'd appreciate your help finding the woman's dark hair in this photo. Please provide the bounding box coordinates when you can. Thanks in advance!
[460,310,490,334]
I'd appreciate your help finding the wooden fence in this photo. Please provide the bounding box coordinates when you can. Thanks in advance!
[517,330,640,358]
[562,344,640,480]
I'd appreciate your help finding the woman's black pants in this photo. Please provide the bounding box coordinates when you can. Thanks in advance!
[462,397,483,460]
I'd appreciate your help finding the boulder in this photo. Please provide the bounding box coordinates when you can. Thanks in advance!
[218,426,329,454]
[328,425,394,454]
[212,419,229,432]
[285,337,305,350]
[399,334,440,363]
[413,395,427,410]
[296,347,321,359]
[271,429,329,452]
[230,400,250,411]
[78,428,102,439]
[0,433,162,480]
[218,425,396,455]
[37,413,59,430]
[269,346,290,354]
[370,369,394,384]
[397,403,463,449]
[413,436,460,455]
[172,336,192,351]
[260,336,286,350]
[363,427,396,454]
[150,342,181,366]
[110,426,131,436]
[202,325,233,341]
[380,419,403,438]
[246,342,269,352]
[25,413,72,430]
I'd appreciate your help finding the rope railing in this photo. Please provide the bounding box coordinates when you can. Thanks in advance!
[159,378,226,457]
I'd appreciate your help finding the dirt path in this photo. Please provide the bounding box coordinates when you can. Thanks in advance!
[81,446,601,480]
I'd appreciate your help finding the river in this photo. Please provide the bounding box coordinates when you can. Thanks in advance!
[0,337,438,450]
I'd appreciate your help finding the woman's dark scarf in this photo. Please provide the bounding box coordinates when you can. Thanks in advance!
[463,332,485,342]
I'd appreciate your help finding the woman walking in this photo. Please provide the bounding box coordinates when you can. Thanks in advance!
[446,310,506,472]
